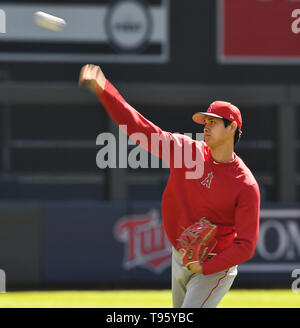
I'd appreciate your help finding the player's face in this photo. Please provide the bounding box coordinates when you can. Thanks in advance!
[203,117,234,148]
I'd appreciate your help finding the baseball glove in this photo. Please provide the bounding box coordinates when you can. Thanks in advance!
[176,218,218,270]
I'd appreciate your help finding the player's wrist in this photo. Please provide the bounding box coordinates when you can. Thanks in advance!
[94,81,104,95]
[95,75,106,93]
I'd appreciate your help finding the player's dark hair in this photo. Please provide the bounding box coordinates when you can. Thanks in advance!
[223,118,242,146]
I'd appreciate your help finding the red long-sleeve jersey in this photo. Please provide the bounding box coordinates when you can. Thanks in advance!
[97,80,260,275]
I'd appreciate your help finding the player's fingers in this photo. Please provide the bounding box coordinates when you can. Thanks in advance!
[79,64,99,82]
[78,64,91,87]
[96,66,101,78]
[91,65,100,78]
[96,66,105,82]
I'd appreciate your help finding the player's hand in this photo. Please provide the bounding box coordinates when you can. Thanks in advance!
[188,262,203,274]
[78,64,107,94]
[178,248,203,274]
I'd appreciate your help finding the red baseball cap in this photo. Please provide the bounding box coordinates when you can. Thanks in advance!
[192,101,242,130]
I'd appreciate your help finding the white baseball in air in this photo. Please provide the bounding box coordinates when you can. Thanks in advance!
[34,11,66,31]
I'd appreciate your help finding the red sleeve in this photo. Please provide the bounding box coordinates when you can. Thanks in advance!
[96,80,205,170]
[97,80,174,163]
[202,183,260,275]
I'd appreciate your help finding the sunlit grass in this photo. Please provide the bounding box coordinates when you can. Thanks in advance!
[0,289,298,308]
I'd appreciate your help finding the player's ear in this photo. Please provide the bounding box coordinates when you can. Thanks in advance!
[230,121,238,133]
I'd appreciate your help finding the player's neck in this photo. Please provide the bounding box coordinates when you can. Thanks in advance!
[209,144,235,164]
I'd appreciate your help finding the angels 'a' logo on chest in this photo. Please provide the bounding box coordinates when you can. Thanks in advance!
[201,172,214,189]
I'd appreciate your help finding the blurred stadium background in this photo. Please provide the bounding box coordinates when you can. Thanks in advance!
[0,0,299,302]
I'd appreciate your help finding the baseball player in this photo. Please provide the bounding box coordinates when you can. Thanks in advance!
[78,64,260,308]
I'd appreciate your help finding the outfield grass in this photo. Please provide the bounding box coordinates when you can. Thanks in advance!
[0,289,298,308]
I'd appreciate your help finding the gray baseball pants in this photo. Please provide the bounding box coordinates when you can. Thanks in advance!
[172,248,237,308]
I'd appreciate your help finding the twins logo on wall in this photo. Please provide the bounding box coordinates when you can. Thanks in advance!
[114,209,172,274]
[114,208,300,276]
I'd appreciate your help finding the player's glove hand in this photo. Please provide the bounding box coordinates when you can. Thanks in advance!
[176,218,218,271]
[78,64,107,94]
